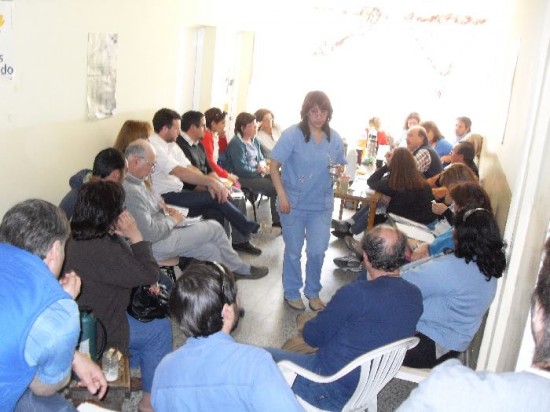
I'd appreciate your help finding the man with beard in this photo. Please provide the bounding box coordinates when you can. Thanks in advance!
[151,261,301,411]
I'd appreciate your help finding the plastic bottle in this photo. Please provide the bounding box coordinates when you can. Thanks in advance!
[364,129,378,165]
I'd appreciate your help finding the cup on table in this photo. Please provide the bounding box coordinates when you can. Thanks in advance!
[102,348,119,382]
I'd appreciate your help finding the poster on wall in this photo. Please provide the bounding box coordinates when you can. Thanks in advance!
[0,0,16,85]
[86,33,118,120]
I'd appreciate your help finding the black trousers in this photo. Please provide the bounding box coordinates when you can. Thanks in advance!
[402,332,460,368]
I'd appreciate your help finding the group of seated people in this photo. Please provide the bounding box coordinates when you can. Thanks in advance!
[3,108,546,412]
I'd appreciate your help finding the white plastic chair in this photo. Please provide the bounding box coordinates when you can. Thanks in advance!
[277,336,419,412]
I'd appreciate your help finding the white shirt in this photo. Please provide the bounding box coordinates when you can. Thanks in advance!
[149,133,191,196]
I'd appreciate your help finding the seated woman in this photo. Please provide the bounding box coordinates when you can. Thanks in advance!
[63,181,172,412]
[225,112,281,227]
[254,108,281,159]
[201,108,239,186]
[332,147,436,237]
[411,182,492,261]
[429,162,478,206]
[401,206,506,368]
[421,120,453,159]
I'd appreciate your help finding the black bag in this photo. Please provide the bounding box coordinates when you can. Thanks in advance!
[127,268,175,322]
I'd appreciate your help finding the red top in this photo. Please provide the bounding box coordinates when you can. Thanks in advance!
[201,129,229,178]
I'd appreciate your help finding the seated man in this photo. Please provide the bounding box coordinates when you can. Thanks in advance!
[59,147,126,218]
[268,225,423,411]
[149,108,261,254]
[398,238,550,411]
[151,261,302,411]
[0,199,107,411]
[176,110,261,254]
[123,139,268,280]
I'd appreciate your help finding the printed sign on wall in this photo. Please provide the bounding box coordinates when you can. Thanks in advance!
[0,0,15,83]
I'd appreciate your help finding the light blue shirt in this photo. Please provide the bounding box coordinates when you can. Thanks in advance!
[271,124,345,212]
[152,332,303,412]
[25,299,80,384]
[398,359,550,411]
[401,254,497,351]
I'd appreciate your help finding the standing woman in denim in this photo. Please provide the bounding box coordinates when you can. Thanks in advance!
[270,91,345,311]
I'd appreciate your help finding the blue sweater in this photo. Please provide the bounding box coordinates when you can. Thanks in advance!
[302,276,423,403]
[402,254,497,351]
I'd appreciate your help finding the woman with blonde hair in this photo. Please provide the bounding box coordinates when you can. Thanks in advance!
[113,120,152,153]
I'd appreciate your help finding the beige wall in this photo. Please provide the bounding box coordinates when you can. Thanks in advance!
[0,0,196,215]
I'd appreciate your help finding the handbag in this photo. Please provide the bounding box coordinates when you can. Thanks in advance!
[127,267,175,322]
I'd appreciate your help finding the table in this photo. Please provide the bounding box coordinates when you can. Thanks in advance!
[333,166,381,231]
[68,354,130,410]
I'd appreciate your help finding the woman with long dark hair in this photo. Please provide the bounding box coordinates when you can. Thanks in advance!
[333,147,436,238]
[401,206,507,368]
[63,181,171,412]
[270,91,345,311]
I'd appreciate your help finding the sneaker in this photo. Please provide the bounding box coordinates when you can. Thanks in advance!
[285,298,306,311]
[308,297,326,311]
[234,265,269,280]
[344,235,363,259]
[333,255,362,269]
[232,241,262,255]
[331,219,351,233]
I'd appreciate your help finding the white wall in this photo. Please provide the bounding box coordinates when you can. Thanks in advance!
[0,0,197,215]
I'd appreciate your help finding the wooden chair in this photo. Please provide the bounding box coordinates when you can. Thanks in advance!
[278,337,419,412]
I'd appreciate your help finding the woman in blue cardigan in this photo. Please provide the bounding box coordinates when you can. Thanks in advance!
[401,206,507,368]
[225,112,280,228]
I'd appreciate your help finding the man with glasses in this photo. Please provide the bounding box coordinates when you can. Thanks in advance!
[123,139,268,280]
[148,108,261,252]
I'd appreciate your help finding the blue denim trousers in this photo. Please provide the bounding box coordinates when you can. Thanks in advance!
[267,347,347,412]
[127,314,172,393]
[280,208,332,300]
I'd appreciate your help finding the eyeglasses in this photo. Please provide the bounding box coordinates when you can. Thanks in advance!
[140,157,156,171]
[309,108,329,118]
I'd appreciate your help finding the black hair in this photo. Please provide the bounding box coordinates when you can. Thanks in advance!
[454,208,506,280]
[169,261,237,338]
[71,181,125,241]
[92,148,126,178]
[152,108,180,133]
[181,110,204,133]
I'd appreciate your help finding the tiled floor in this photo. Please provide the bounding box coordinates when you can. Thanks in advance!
[120,198,416,411]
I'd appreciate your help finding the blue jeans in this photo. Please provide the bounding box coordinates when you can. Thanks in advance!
[162,190,258,238]
[280,209,332,300]
[266,348,347,412]
[127,315,172,393]
[15,389,76,412]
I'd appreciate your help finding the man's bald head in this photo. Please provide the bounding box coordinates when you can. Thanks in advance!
[361,224,407,272]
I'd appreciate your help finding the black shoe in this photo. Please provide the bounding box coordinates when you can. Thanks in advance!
[232,241,262,255]
[246,222,260,234]
[235,265,269,280]
[331,219,351,233]
[272,222,282,228]
[331,230,349,239]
